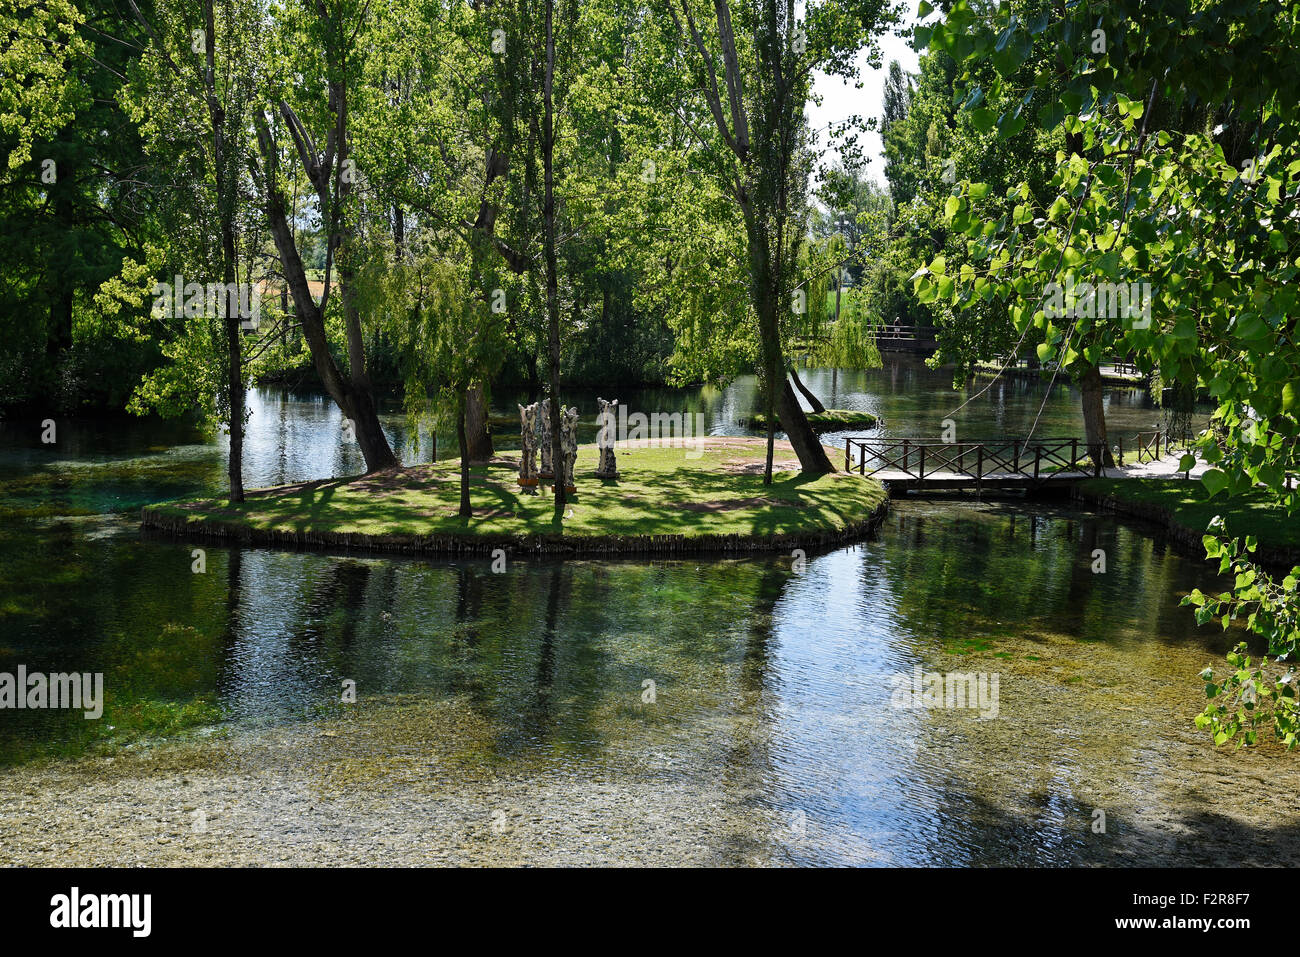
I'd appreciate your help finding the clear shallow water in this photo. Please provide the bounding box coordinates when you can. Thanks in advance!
[1,361,1293,866]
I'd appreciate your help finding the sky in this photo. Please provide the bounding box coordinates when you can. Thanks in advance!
[806,17,920,187]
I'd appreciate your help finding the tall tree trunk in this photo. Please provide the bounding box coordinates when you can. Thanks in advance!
[465,383,494,462]
[763,375,776,484]
[224,288,245,503]
[672,0,832,478]
[336,208,397,466]
[456,400,471,517]
[253,109,397,474]
[248,0,398,475]
[1062,131,1112,468]
[203,0,243,503]
[47,280,73,358]
[789,365,825,413]
[218,184,243,503]
[257,175,396,472]
[280,286,290,351]
[543,0,565,511]
[743,209,833,478]
[525,352,541,401]
[392,203,405,259]
[776,379,833,473]
[1078,362,1115,467]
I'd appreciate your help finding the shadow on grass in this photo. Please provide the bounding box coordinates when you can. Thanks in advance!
[162,449,883,541]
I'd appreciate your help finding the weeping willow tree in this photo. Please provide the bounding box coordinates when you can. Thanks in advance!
[788,230,883,411]
[357,225,510,517]
[827,292,883,369]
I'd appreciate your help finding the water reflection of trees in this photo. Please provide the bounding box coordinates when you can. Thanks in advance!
[873,502,1220,649]
[207,553,787,767]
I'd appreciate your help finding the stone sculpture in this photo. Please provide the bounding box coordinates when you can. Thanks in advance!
[595,397,619,479]
[537,398,553,479]
[517,402,539,490]
[558,405,579,493]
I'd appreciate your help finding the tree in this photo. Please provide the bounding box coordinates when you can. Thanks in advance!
[116,0,265,502]
[913,0,1300,746]
[664,0,899,482]
[541,0,568,510]
[370,226,506,517]
[0,0,86,178]
[251,0,399,473]
[0,0,165,415]
[879,59,913,195]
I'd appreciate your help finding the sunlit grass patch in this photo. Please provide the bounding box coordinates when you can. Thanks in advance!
[143,439,888,553]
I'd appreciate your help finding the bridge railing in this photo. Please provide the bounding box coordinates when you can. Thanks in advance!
[844,437,1108,482]
[1113,430,1193,466]
[874,323,936,341]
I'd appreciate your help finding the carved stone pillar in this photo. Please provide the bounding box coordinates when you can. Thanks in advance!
[517,402,539,491]
[537,398,553,479]
[595,397,619,479]
[558,405,579,493]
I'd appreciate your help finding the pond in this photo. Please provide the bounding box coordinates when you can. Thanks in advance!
[1,357,1294,866]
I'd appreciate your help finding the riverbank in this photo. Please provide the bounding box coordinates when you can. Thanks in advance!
[970,361,1144,387]
[1073,478,1300,566]
[141,437,889,556]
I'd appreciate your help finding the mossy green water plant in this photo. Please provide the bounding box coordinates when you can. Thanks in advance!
[740,409,878,433]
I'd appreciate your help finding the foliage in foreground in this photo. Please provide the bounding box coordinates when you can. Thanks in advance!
[912,0,1300,746]
[1186,525,1300,748]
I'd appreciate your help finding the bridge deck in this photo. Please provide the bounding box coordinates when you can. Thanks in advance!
[870,468,1091,488]
[843,434,1190,493]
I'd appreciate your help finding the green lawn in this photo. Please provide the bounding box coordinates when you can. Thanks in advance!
[142,438,888,552]
[740,409,878,433]
[1077,478,1300,552]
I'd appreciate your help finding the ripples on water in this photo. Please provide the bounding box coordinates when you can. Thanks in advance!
[2,361,1293,866]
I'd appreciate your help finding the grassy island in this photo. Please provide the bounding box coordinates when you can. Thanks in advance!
[141,437,889,556]
[740,409,878,433]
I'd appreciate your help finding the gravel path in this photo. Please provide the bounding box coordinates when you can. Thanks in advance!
[1101,449,1208,479]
